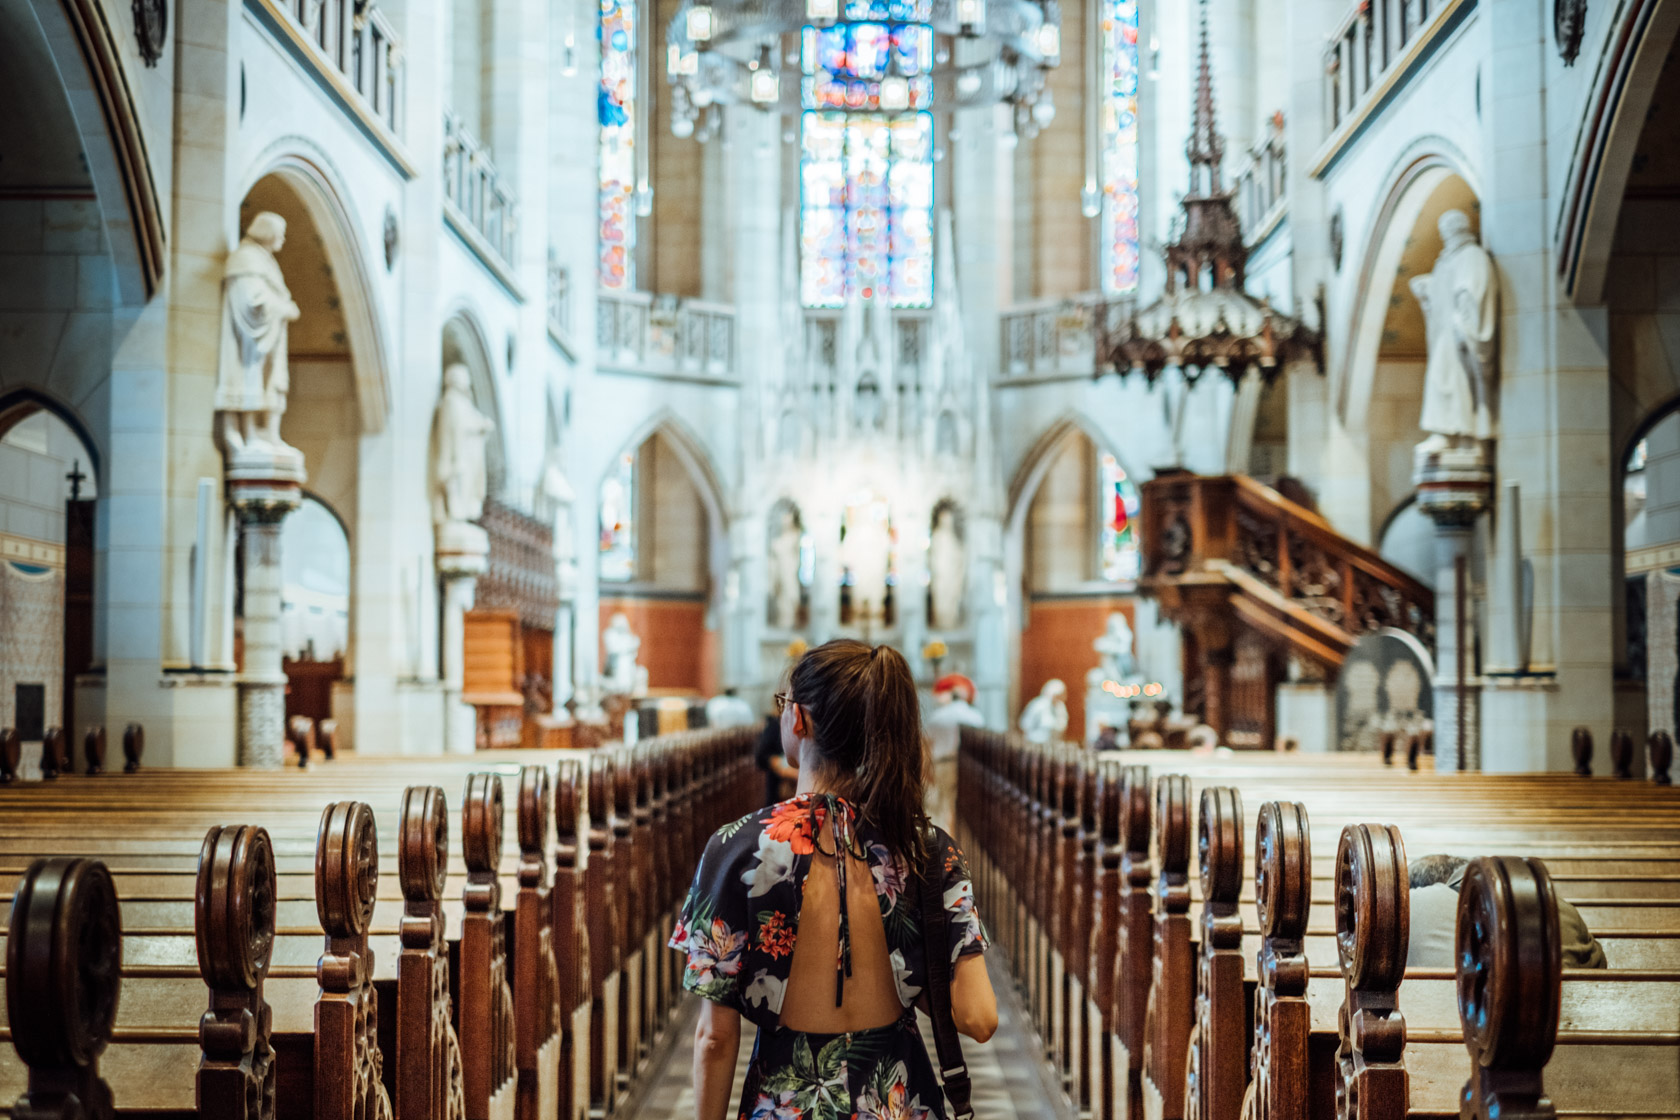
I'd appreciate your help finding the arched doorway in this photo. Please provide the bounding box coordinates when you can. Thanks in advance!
[1602,42,1680,752]
[279,494,351,751]
[233,160,388,754]
[0,404,98,771]
[1007,420,1151,744]
[596,426,720,699]
[0,3,128,760]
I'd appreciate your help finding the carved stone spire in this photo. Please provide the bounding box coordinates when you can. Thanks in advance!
[1096,0,1320,386]
[1165,0,1245,293]
[1186,0,1224,193]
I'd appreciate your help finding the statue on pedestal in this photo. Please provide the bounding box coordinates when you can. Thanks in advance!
[603,612,647,697]
[431,365,495,530]
[1093,611,1138,681]
[1019,679,1068,745]
[1412,210,1499,453]
[218,212,302,461]
[768,506,804,631]
[928,505,964,630]
[842,502,891,626]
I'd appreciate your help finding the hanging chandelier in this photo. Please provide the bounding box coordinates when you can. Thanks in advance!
[665,0,1062,139]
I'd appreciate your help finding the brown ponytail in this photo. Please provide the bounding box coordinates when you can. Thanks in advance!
[789,639,929,867]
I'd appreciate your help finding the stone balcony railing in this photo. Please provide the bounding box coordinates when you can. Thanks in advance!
[443,110,519,283]
[1237,121,1288,245]
[253,0,407,166]
[597,292,736,381]
[1315,0,1472,175]
[999,296,1133,380]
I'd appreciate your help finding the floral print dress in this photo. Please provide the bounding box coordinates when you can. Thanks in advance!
[670,793,988,1120]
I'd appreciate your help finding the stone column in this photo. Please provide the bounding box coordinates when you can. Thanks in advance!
[437,522,490,755]
[1416,446,1492,771]
[228,472,301,769]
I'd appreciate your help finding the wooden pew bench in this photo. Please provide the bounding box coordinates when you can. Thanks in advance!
[0,728,759,1120]
[954,730,1680,1120]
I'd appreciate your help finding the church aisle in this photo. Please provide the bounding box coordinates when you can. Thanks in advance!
[626,951,1076,1120]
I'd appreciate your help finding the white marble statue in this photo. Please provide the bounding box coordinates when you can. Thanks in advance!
[541,451,576,559]
[430,364,495,527]
[1412,210,1498,451]
[928,506,964,630]
[602,612,647,696]
[769,507,804,630]
[1019,679,1069,745]
[1094,611,1138,681]
[842,504,891,623]
[217,212,301,455]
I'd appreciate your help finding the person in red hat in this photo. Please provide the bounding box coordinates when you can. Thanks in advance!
[925,673,984,831]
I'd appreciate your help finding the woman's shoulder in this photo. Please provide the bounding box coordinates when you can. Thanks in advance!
[700,794,843,862]
[704,803,777,852]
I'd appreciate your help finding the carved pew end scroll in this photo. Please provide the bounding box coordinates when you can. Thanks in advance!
[1333,823,1409,1120]
[6,856,123,1120]
[196,825,279,1120]
[1455,857,1563,1120]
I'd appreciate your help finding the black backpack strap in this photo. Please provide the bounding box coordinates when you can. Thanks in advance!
[919,843,974,1120]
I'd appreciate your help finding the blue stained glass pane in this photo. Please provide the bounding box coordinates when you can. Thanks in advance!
[801,23,933,111]
[1102,0,1140,294]
[799,110,933,308]
[598,0,636,290]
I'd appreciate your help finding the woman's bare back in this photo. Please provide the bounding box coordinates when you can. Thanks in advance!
[778,846,905,1033]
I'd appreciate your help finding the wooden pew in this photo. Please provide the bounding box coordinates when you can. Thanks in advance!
[956,728,1680,1120]
[198,824,280,1120]
[6,857,123,1120]
[0,728,759,1120]
[1327,829,1680,1119]
[394,785,465,1120]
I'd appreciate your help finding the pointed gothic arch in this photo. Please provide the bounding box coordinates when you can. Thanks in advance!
[1557,0,1680,304]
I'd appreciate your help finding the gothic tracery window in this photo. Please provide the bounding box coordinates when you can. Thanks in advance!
[1101,0,1141,294]
[799,8,935,308]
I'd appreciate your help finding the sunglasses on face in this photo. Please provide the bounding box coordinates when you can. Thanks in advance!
[774,692,795,715]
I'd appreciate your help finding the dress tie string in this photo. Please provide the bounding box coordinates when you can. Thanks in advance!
[811,793,869,1007]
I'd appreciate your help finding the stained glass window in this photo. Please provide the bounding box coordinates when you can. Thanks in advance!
[1100,453,1141,582]
[599,451,636,581]
[599,0,636,291]
[800,24,933,112]
[800,112,933,307]
[1101,0,1140,294]
[797,10,934,310]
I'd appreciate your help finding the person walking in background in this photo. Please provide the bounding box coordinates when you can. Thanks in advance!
[925,673,984,832]
[673,640,997,1120]
[753,710,798,806]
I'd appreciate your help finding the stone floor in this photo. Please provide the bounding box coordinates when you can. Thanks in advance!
[626,951,1075,1119]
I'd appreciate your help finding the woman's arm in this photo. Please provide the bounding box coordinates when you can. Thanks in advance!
[951,953,998,1043]
[693,1000,742,1120]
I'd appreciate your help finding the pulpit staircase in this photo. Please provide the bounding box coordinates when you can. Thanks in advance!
[1137,471,1434,747]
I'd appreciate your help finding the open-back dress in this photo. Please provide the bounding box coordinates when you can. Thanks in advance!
[670,792,989,1120]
